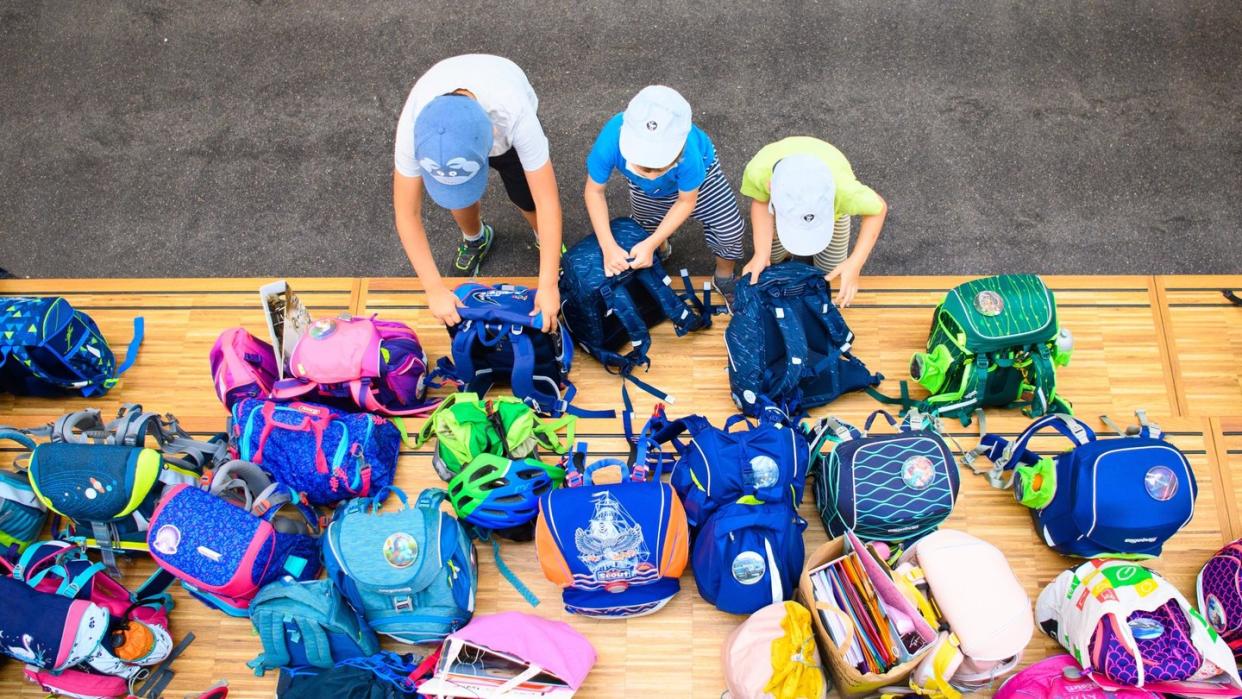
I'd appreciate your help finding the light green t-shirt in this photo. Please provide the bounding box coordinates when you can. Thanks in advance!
[739,136,884,217]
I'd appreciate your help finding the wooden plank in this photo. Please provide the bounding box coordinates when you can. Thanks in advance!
[1214,417,1242,540]
[1156,276,1242,416]
[0,278,354,422]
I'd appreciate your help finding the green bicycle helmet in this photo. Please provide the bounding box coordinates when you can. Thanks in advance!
[447,454,563,533]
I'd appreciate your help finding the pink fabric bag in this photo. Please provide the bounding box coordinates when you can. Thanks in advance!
[210,327,280,410]
[996,655,1163,698]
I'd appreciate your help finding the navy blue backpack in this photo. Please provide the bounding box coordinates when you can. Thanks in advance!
[725,263,880,415]
[439,283,595,417]
[966,411,1196,558]
[0,296,143,397]
[559,218,713,406]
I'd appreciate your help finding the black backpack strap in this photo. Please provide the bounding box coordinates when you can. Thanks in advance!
[1224,290,1242,306]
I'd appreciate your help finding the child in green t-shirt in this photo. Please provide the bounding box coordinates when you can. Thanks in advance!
[739,136,888,307]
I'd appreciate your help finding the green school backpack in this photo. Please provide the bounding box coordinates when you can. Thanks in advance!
[416,392,575,481]
[906,274,1073,422]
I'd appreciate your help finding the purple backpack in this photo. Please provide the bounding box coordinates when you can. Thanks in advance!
[1198,538,1242,660]
[210,327,280,410]
[272,315,436,417]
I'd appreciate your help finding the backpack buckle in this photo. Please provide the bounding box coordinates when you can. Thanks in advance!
[566,471,584,488]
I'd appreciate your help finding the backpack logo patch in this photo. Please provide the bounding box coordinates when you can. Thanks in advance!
[383,533,418,569]
[152,525,181,555]
[1206,594,1227,632]
[1144,466,1179,501]
[731,551,766,585]
[901,456,936,490]
[973,290,1005,316]
[574,492,654,592]
[746,455,780,489]
[309,318,338,339]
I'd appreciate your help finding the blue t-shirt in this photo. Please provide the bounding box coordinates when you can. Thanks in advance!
[585,113,718,197]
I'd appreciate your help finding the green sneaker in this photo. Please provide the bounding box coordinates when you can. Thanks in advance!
[454,223,495,275]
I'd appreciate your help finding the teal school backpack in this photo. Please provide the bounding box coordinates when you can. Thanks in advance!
[247,578,380,676]
[0,296,143,397]
[324,487,477,644]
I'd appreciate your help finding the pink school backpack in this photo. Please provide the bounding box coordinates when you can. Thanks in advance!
[271,315,436,416]
[210,327,281,410]
[996,655,1162,698]
[1197,537,1242,659]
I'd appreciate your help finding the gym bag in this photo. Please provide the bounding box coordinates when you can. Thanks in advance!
[905,274,1072,422]
[995,655,1163,699]
[324,487,478,644]
[966,411,1196,558]
[210,326,280,410]
[894,529,1033,696]
[807,410,958,542]
[1197,537,1242,659]
[1037,559,1242,695]
[437,282,592,416]
[230,398,401,506]
[247,578,380,676]
[559,217,713,406]
[415,391,574,482]
[270,314,435,417]
[0,467,48,553]
[4,405,227,572]
[534,442,689,618]
[148,461,322,616]
[726,262,880,416]
[0,296,143,398]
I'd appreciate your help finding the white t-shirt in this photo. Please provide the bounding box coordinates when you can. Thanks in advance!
[393,54,549,178]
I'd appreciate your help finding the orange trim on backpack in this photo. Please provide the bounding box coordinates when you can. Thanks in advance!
[661,488,689,576]
[535,507,573,588]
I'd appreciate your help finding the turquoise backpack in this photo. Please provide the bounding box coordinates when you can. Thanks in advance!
[324,487,477,644]
[247,578,380,676]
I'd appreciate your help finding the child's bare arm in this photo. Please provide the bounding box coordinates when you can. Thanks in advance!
[742,198,776,282]
[629,189,697,269]
[584,176,630,277]
[393,170,461,325]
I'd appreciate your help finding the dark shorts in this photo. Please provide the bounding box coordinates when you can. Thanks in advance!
[488,148,536,213]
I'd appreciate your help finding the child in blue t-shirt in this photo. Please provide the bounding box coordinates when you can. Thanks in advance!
[582,85,745,301]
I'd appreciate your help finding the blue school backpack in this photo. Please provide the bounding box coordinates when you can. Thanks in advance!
[807,410,959,542]
[247,578,380,676]
[0,296,143,397]
[324,487,477,644]
[559,217,713,406]
[691,500,806,615]
[437,282,592,417]
[966,411,1196,558]
[726,262,881,415]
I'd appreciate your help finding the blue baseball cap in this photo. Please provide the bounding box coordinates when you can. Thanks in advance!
[414,95,494,210]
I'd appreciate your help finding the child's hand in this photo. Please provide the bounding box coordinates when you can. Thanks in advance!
[740,256,769,284]
[427,285,464,326]
[627,241,655,270]
[826,259,862,308]
[532,283,560,333]
[602,242,631,277]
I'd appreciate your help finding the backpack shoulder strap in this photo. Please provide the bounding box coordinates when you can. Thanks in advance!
[964,412,1095,487]
[631,266,710,336]
[248,608,293,675]
[598,280,651,369]
[767,303,810,399]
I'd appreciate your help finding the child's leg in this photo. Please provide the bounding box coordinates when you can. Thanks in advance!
[769,236,792,265]
[488,149,538,232]
[812,215,852,273]
[690,159,745,279]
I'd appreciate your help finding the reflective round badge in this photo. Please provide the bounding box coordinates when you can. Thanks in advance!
[152,525,181,556]
[973,290,1005,317]
[1128,617,1165,641]
[732,551,767,585]
[309,318,338,340]
[1144,466,1179,501]
[1206,594,1228,632]
[901,455,936,490]
[748,455,780,489]
[383,533,418,569]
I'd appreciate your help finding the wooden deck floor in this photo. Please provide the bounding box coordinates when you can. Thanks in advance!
[0,275,1239,698]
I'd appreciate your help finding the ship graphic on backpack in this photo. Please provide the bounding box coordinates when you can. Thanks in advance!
[0,296,143,398]
[726,262,881,416]
[247,578,380,676]
[324,487,478,644]
[559,217,714,406]
[966,411,1196,558]
[807,410,959,542]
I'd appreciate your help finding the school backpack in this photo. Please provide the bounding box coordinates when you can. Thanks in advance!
[324,487,478,644]
[1197,537,1242,659]
[148,461,322,616]
[995,655,1163,699]
[436,282,594,416]
[726,262,881,416]
[210,327,280,410]
[230,398,401,506]
[559,217,713,405]
[0,465,48,553]
[3,404,227,572]
[247,578,380,676]
[416,392,575,482]
[1037,559,1242,695]
[692,500,806,615]
[0,296,143,397]
[534,443,689,618]
[268,314,435,417]
[894,530,1033,696]
[807,410,959,542]
[907,274,1073,422]
[967,411,1196,558]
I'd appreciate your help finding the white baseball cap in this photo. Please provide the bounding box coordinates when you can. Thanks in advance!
[770,154,837,257]
[619,85,692,169]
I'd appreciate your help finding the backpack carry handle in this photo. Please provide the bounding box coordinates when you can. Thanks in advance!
[369,485,411,513]
[863,409,899,433]
[583,458,632,485]
[723,414,754,433]
[965,412,1095,487]
[456,306,543,330]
